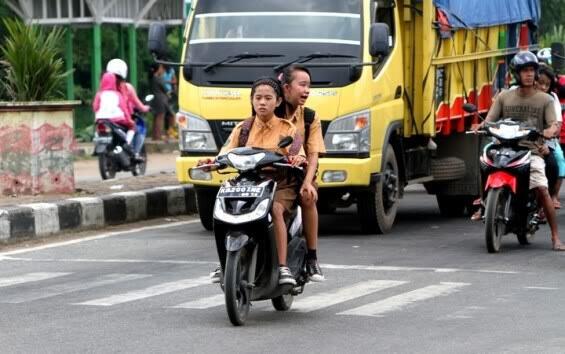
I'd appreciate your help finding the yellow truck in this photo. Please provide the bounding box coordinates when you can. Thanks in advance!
[149,0,540,233]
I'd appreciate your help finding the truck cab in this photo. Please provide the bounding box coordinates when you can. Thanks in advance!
[149,0,540,233]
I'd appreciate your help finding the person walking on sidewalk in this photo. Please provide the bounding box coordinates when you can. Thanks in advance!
[277,64,326,281]
[148,63,172,141]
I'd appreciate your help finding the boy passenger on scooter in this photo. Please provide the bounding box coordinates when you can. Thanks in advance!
[278,64,326,281]
[201,77,307,285]
[473,51,563,251]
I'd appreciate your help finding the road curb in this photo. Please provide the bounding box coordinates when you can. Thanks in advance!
[0,185,197,243]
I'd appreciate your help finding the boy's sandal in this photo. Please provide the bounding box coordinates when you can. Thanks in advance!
[552,243,565,251]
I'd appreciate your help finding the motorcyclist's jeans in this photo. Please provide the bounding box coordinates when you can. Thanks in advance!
[132,132,145,154]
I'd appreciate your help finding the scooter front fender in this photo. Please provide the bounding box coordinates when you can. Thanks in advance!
[485,171,517,194]
[225,233,249,251]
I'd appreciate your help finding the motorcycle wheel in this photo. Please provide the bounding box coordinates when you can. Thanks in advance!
[98,153,116,180]
[131,145,147,176]
[271,294,294,311]
[516,232,534,245]
[484,187,508,253]
[224,248,250,326]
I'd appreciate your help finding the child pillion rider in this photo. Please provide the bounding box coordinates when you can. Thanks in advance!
[203,77,307,285]
[277,64,326,282]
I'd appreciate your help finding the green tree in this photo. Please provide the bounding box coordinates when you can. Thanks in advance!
[0,19,70,101]
[540,0,565,37]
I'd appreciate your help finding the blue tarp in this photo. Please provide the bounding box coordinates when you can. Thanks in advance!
[433,0,540,29]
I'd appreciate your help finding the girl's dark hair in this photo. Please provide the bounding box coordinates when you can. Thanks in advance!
[538,63,557,93]
[279,64,311,85]
[250,76,284,116]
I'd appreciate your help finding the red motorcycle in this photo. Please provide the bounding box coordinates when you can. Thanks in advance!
[467,105,544,253]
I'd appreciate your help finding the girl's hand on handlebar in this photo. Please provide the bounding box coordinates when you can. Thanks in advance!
[288,155,307,168]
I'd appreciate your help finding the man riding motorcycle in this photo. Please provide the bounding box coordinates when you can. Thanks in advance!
[474,51,562,251]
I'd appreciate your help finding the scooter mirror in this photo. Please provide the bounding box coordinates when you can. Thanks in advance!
[278,136,293,149]
[463,103,478,113]
[144,94,154,103]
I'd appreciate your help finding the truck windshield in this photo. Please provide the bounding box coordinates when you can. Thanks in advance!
[185,0,363,87]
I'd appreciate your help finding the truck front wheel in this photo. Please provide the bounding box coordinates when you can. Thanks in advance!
[358,145,399,234]
[195,187,218,231]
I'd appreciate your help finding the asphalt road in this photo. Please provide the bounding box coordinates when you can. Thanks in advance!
[1,189,564,353]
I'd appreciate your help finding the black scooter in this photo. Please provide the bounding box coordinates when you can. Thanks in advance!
[190,137,308,326]
[93,95,152,180]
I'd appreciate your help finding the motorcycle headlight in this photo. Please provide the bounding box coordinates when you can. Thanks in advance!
[177,112,218,152]
[324,110,371,153]
[227,152,265,171]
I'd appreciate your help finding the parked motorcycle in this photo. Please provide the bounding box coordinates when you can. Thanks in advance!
[190,137,308,326]
[93,96,152,180]
[466,104,544,253]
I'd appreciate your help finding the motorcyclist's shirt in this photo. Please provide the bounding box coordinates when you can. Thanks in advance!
[219,115,305,157]
[285,106,326,156]
[487,89,557,155]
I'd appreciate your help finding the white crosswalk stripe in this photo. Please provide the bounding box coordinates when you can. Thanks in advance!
[338,282,470,317]
[75,276,210,306]
[171,294,226,309]
[289,280,407,313]
[1,274,151,304]
[0,272,70,288]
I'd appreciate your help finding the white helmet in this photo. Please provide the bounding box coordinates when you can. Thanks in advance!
[106,58,128,79]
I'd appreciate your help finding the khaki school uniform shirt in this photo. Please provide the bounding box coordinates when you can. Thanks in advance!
[285,106,326,155]
[219,116,306,157]
[487,89,557,155]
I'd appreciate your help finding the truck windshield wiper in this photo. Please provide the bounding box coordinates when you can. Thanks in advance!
[273,53,358,72]
[204,53,284,72]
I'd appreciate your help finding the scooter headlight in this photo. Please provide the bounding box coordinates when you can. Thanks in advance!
[227,152,265,171]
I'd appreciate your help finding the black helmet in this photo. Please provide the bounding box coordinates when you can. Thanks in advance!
[510,51,539,85]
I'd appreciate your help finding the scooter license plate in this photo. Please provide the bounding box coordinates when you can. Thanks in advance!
[218,186,264,198]
[94,136,112,144]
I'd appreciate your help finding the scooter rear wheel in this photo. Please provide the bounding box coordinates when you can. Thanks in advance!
[224,248,250,326]
[484,187,509,253]
[98,154,116,180]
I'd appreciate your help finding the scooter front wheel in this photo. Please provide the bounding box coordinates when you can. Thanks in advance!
[224,248,250,326]
[271,293,293,311]
[484,187,509,253]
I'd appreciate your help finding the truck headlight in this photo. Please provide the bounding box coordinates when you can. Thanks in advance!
[324,110,370,153]
[177,112,218,153]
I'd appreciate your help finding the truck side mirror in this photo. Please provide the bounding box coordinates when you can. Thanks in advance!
[463,103,478,113]
[369,23,390,57]
[148,23,168,58]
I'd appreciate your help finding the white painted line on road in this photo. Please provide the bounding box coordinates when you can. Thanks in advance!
[1,256,216,266]
[322,263,520,275]
[1,273,152,304]
[338,282,470,317]
[75,276,210,306]
[524,286,559,290]
[0,272,70,288]
[0,219,200,257]
[172,294,225,309]
[289,280,407,313]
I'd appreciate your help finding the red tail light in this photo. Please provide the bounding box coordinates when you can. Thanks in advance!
[96,122,111,135]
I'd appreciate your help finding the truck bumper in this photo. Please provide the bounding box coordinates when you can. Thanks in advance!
[176,155,380,188]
